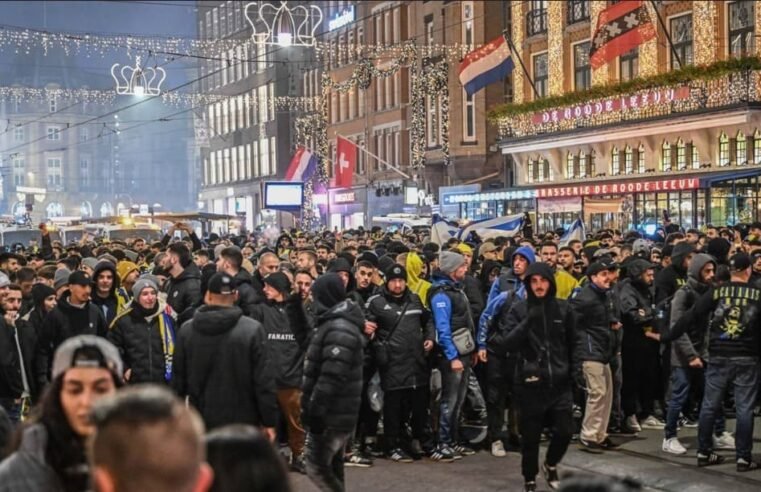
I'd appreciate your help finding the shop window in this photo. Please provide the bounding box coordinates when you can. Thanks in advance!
[737,131,748,165]
[755,130,761,164]
[719,132,730,167]
[638,144,646,173]
[624,146,633,174]
[661,141,672,172]
[676,139,686,170]
[611,147,620,175]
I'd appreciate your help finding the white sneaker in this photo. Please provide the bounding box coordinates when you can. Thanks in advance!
[491,440,507,457]
[625,415,642,432]
[641,415,666,430]
[662,437,687,455]
[713,431,736,450]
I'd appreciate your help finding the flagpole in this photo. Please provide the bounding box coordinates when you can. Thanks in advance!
[502,29,540,100]
[337,134,411,179]
[647,0,682,68]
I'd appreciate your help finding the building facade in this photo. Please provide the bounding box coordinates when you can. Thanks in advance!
[445,0,761,233]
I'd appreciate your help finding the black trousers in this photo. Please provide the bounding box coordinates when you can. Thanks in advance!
[305,430,351,492]
[622,339,661,418]
[383,386,428,449]
[486,354,511,443]
[516,387,574,482]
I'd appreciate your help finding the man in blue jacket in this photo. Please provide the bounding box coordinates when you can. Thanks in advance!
[429,251,476,462]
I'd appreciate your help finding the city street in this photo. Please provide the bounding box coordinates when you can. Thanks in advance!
[291,427,761,492]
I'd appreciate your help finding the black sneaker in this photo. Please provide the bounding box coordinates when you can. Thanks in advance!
[678,416,698,428]
[452,443,476,456]
[600,437,620,450]
[409,439,425,459]
[697,452,725,467]
[388,448,414,463]
[344,451,373,467]
[542,462,560,490]
[524,481,537,492]
[578,438,604,454]
[290,454,306,474]
[737,458,761,472]
[429,444,456,463]
[614,424,639,437]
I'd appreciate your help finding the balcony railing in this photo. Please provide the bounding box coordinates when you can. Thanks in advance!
[567,0,590,25]
[526,9,547,37]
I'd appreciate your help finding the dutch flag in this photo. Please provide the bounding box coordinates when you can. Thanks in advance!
[284,146,318,182]
[459,35,515,97]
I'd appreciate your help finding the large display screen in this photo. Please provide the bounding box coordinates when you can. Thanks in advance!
[264,182,304,209]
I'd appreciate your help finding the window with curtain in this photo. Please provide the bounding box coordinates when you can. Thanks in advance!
[638,144,646,173]
[737,131,747,165]
[661,141,672,171]
[611,147,620,175]
[719,132,730,166]
[625,146,633,174]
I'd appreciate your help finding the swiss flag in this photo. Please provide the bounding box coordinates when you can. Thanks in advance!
[335,136,356,188]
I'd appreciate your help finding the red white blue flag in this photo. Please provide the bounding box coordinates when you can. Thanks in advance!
[284,146,317,182]
[458,35,514,96]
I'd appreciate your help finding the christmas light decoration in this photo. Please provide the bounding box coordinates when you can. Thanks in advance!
[547,1,563,96]
[510,1,525,103]
[111,56,166,96]
[590,1,609,86]
[244,1,322,48]
[693,1,715,66]
[638,1,658,77]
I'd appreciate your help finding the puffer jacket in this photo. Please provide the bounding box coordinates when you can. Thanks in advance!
[366,287,434,391]
[570,282,620,363]
[164,263,202,322]
[0,424,65,492]
[669,253,715,367]
[172,305,278,430]
[301,299,365,434]
[35,292,107,386]
[496,263,578,390]
[108,300,177,384]
[250,299,303,389]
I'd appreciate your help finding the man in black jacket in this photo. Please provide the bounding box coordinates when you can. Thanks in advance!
[172,272,277,436]
[0,285,36,423]
[216,246,261,314]
[302,273,365,492]
[163,243,202,324]
[35,271,108,389]
[570,259,620,454]
[91,261,121,326]
[497,262,577,492]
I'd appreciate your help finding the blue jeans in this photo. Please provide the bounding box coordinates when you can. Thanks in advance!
[438,357,471,445]
[697,357,759,461]
[664,366,725,439]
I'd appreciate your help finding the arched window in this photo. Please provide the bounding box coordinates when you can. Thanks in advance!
[579,151,587,178]
[527,159,535,183]
[661,140,672,172]
[543,159,553,182]
[566,152,574,178]
[737,131,747,165]
[718,132,729,167]
[637,144,646,173]
[611,146,620,175]
[624,145,633,174]
[690,142,699,169]
[588,150,596,176]
[676,138,686,170]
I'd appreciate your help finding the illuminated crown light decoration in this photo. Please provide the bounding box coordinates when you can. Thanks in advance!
[111,56,166,96]
[245,1,322,48]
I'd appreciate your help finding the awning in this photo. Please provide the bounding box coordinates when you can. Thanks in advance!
[699,169,761,187]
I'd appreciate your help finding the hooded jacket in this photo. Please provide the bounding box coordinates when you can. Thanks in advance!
[173,305,277,430]
[35,291,108,387]
[232,269,262,315]
[301,299,366,434]
[669,253,715,367]
[91,261,123,326]
[366,287,434,391]
[618,259,656,347]
[250,298,303,389]
[570,276,620,364]
[406,252,432,308]
[487,246,537,305]
[0,424,65,492]
[654,242,694,303]
[496,263,577,390]
[108,300,177,385]
[164,263,202,323]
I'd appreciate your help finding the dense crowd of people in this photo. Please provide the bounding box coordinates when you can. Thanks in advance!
[0,219,760,491]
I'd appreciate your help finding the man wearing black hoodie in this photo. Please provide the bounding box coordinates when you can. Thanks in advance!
[302,273,365,492]
[163,243,202,324]
[91,261,122,326]
[654,242,694,303]
[496,263,577,492]
[172,272,277,434]
[216,246,261,315]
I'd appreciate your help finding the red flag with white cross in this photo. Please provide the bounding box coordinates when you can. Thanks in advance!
[335,136,356,188]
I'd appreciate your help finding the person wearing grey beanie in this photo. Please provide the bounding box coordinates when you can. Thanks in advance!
[54,268,71,296]
[438,251,467,276]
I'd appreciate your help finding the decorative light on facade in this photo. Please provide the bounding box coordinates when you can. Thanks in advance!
[590,1,609,86]
[693,1,716,66]
[547,1,563,96]
[510,1,524,104]
[111,56,166,97]
[639,1,658,77]
[244,1,323,48]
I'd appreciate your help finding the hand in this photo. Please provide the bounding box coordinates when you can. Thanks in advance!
[423,340,434,352]
[478,349,488,363]
[450,359,464,372]
[262,427,276,442]
[3,311,16,326]
[688,358,704,369]
[610,322,622,331]
[364,321,377,336]
[124,368,132,381]
[471,353,479,367]
[645,331,661,342]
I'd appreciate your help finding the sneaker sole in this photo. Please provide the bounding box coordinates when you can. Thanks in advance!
[662,448,687,455]
[429,456,455,463]
[345,462,373,468]
[491,452,507,457]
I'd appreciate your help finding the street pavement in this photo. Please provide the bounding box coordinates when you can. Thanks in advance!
[290,424,761,492]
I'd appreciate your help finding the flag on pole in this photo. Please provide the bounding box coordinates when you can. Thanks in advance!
[335,136,356,188]
[590,0,656,69]
[559,218,586,246]
[457,213,524,241]
[284,146,318,182]
[431,214,459,246]
[458,34,515,96]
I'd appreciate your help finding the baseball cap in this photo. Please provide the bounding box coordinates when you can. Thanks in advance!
[730,252,752,272]
[68,270,92,287]
[587,258,618,277]
[207,272,236,295]
[478,242,498,258]
[52,335,123,381]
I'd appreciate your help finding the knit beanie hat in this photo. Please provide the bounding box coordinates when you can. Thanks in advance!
[116,261,139,283]
[439,251,466,275]
[132,277,159,299]
[263,271,291,296]
[385,264,407,284]
[32,283,56,307]
[81,257,99,271]
[54,268,72,291]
